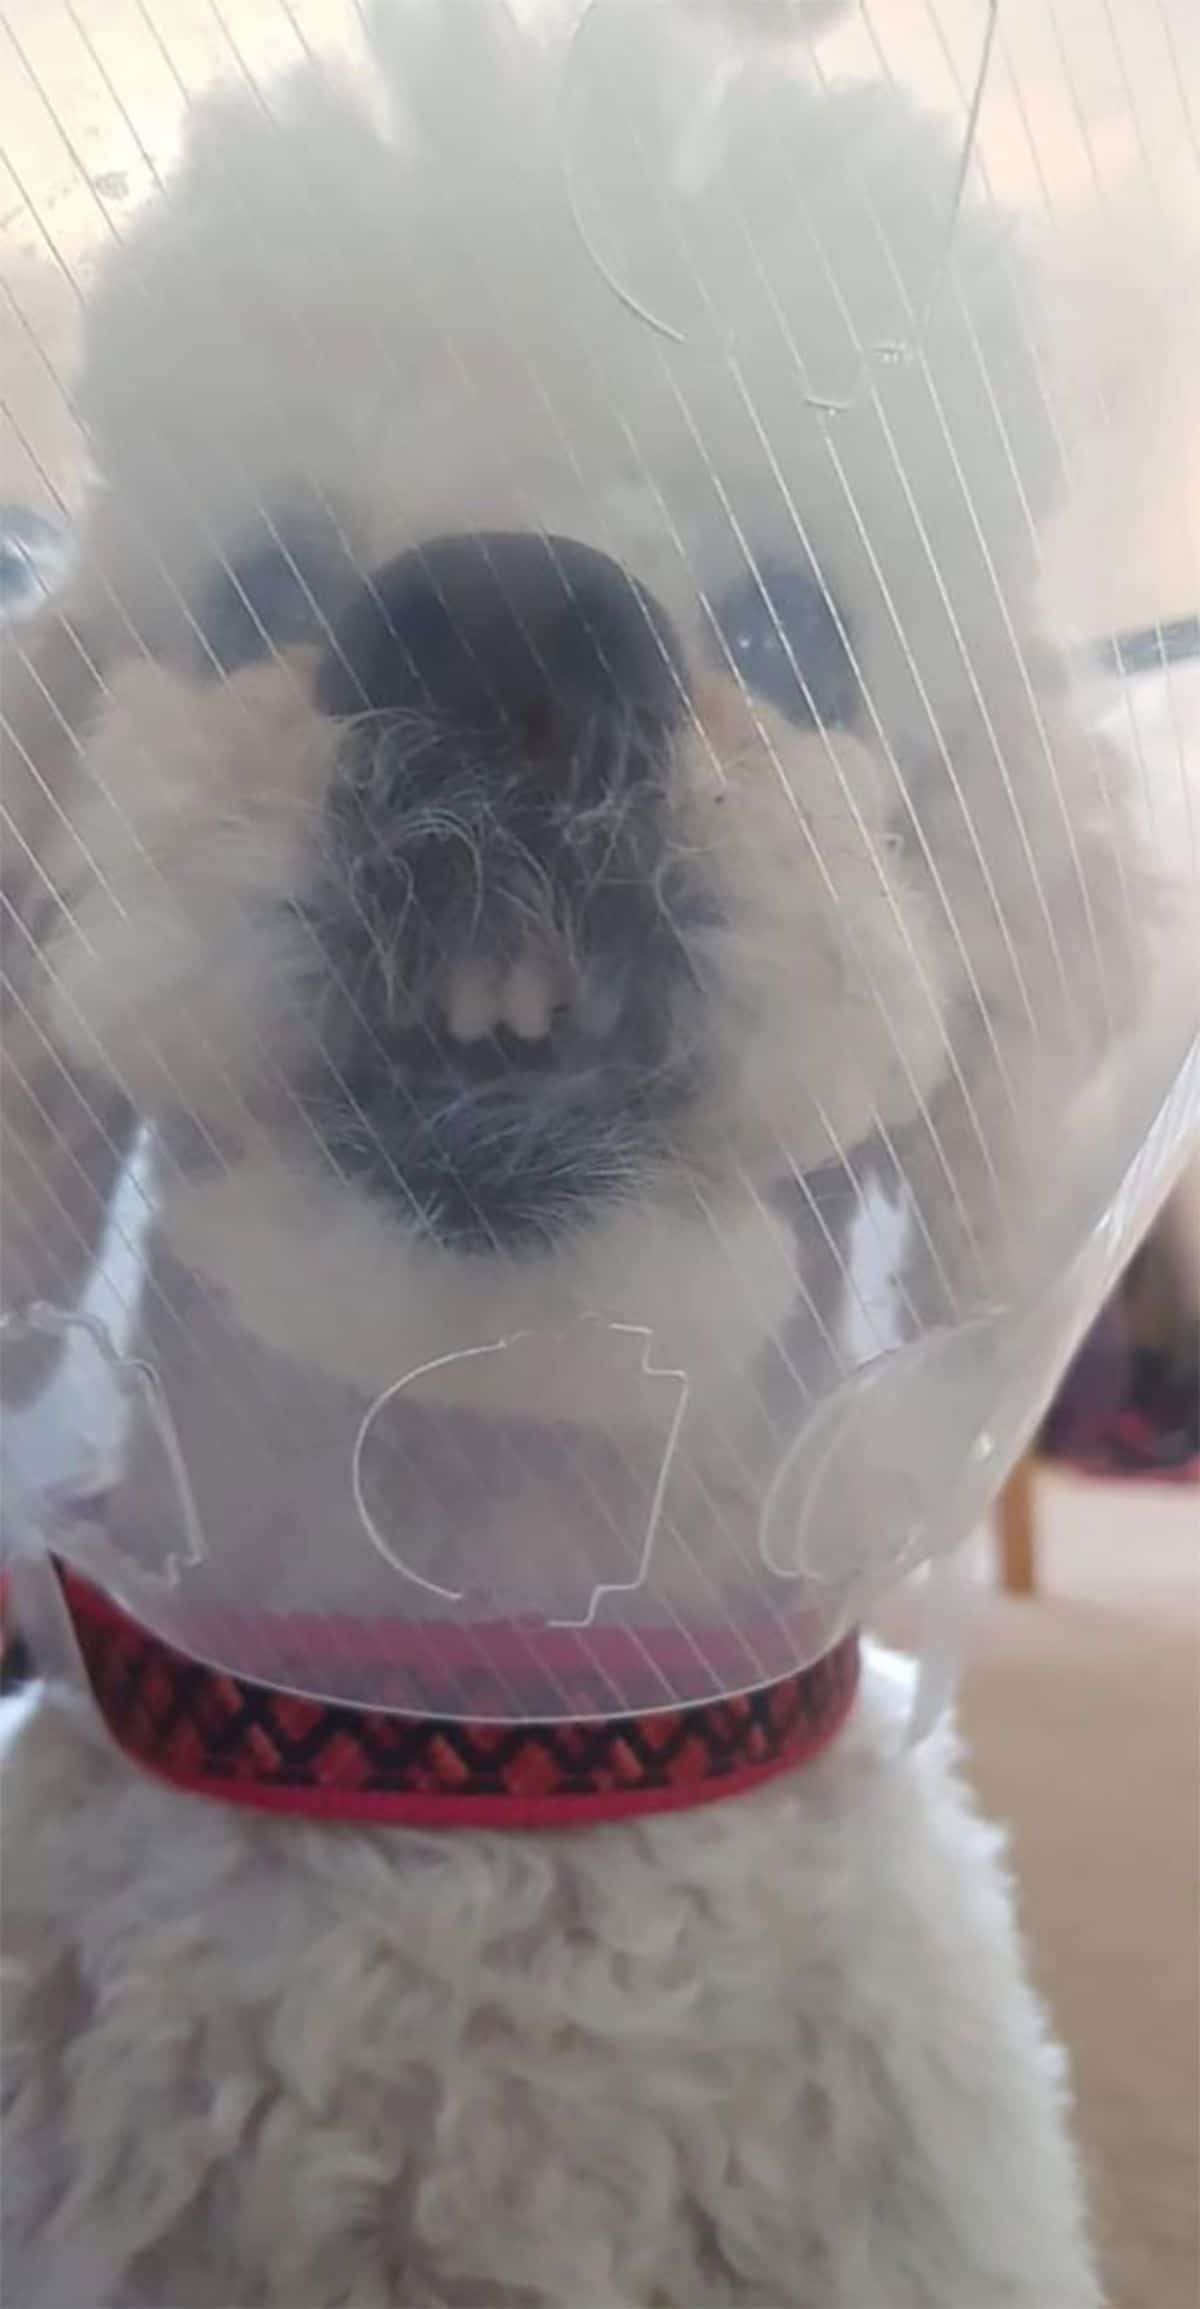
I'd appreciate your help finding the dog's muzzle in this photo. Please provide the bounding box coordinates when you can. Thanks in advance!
[295,534,721,1251]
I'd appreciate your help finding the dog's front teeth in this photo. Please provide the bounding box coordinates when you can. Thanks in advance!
[443,940,575,1043]
[444,958,502,1042]
[501,954,555,1041]
[441,952,552,1043]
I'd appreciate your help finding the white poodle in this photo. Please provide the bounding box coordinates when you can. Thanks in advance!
[1,3,1140,2299]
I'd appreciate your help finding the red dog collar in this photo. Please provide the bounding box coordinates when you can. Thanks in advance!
[53,1566,860,1829]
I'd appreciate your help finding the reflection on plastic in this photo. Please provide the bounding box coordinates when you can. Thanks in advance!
[561,0,998,409]
[758,1314,1004,1583]
[0,1303,207,1592]
[352,1320,689,1627]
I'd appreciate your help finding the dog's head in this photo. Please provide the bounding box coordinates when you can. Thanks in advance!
[34,3,1063,1411]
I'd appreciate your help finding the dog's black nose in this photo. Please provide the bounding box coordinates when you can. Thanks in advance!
[314,532,687,743]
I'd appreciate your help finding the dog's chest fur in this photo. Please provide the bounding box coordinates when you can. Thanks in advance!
[1,1648,1097,2308]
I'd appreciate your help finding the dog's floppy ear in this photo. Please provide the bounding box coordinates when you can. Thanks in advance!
[1,585,135,1401]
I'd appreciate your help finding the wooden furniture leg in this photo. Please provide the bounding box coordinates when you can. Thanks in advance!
[996,1453,1037,1595]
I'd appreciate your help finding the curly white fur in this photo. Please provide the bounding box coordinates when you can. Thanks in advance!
[2,1647,1098,2308]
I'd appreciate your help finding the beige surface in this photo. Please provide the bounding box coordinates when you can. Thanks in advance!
[966,1475,1198,2309]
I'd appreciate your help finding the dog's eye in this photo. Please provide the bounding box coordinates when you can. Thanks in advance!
[195,505,357,677]
[709,559,858,729]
